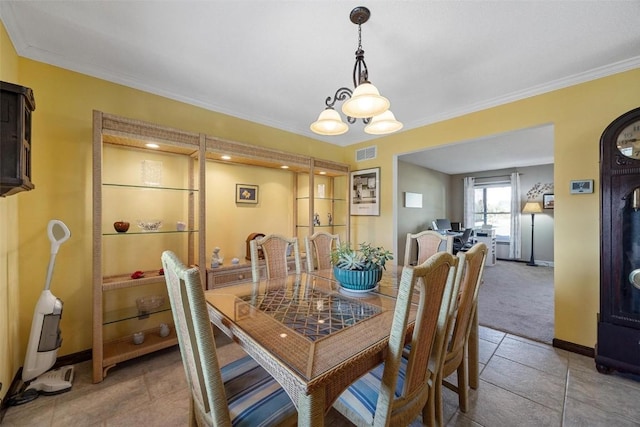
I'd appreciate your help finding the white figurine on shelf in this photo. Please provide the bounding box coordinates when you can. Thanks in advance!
[313,212,321,226]
[211,247,223,268]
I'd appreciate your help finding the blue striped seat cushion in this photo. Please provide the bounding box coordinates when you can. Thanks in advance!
[334,357,408,424]
[221,355,296,427]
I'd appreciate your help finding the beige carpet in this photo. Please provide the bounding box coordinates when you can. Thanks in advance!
[477,260,554,343]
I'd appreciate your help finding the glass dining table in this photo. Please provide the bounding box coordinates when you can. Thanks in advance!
[204,268,414,427]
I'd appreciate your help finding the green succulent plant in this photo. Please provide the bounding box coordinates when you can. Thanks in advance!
[331,242,394,271]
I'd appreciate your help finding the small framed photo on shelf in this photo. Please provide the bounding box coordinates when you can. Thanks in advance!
[350,167,380,216]
[543,193,554,209]
[570,179,594,194]
[236,184,259,204]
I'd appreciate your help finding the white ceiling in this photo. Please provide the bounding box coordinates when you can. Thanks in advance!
[1,1,639,173]
[398,124,555,175]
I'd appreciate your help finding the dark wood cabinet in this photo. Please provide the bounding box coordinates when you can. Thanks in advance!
[0,81,36,197]
[596,106,640,375]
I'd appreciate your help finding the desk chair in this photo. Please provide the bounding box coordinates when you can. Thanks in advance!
[333,251,459,426]
[453,228,474,254]
[435,242,488,425]
[404,230,453,266]
[250,234,301,282]
[161,251,297,427]
[304,231,340,272]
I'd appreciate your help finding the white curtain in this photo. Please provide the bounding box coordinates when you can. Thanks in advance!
[509,172,522,259]
[463,177,475,229]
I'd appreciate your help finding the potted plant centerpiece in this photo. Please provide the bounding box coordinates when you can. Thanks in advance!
[331,242,394,292]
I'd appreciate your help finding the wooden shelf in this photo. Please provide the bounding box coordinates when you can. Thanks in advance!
[93,111,350,383]
[102,270,166,291]
[103,300,172,325]
[93,110,207,383]
[102,327,178,369]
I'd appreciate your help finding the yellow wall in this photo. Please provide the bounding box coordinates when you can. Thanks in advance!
[2,18,640,397]
[0,20,22,402]
[348,68,640,348]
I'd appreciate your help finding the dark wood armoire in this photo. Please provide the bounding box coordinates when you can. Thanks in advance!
[596,106,640,375]
[1,81,36,197]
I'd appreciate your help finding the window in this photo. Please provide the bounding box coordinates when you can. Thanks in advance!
[474,184,511,239]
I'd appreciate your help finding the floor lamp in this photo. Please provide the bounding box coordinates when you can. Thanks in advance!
[522,201,543,266]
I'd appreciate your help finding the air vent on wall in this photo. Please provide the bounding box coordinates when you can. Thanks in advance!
[355,146,377,162]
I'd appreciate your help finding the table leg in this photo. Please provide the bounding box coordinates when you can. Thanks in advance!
[298,388,326,427]
[469,307,479,389]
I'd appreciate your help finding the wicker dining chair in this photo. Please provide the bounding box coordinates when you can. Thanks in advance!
[404,230,454,266]
[161,251,297,427]
[435,242,487,425]
[304,231,340,272]
[250,234,301,282]
[332,251,459,426]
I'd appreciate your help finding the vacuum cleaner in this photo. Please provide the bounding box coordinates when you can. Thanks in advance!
[9,219,73,405]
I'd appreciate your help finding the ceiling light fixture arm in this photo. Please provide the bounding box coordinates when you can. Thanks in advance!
[324,87,370,124]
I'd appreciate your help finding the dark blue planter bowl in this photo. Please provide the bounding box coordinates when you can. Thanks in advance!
[333,266,382,292]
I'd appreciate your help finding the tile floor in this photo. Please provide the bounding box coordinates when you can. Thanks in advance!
[4,326,640,426]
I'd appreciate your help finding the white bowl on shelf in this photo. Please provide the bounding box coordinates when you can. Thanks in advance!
[137,219,162,232]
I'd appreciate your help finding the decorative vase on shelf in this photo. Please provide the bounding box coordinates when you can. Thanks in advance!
[132,332,145,345]
[159,323,170,337]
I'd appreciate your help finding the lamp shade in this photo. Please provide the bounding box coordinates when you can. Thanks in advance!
[364,110,403,135]
[341,83,390,119]
[310,108,348,135]
[522,201,543,214]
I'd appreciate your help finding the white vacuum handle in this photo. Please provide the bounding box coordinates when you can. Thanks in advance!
[44,220,71,291]
[48,220,71,255]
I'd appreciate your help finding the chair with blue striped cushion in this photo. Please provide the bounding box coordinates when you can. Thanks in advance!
[333,251,459,426]
[161,251,297,427]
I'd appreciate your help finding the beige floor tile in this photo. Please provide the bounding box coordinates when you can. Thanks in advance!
[143,359,188,401]
[104,391,190,427]
[478,337,499,365]
[481,354,566,412]
[563,395,640,427]
[478,325,506,344]
[50,376,150,427]
[566,366,640,424]
[495,336,568,378]
[461,380,562,426]
[2,400,55,427]
[445,411,484,427]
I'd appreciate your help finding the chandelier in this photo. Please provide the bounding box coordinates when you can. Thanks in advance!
[310,6,403,136]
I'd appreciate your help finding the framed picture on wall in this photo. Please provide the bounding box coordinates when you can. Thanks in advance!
[350,167,380,216]
[236,184,259,204]
[543,193,554,209]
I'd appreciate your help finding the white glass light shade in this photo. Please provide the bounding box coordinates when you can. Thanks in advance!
[364,110,403,135]
[522,202,543,214]
[310,109,348,135]
[341,83,390,119]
